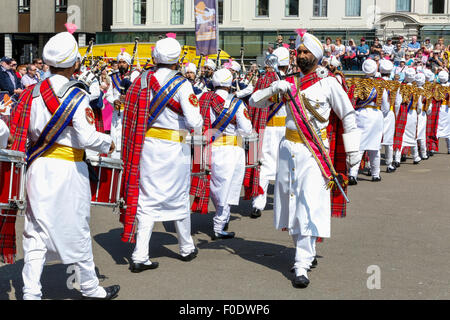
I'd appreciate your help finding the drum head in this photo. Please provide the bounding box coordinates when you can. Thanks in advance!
[87,156,123,169]
[0,149,26,163]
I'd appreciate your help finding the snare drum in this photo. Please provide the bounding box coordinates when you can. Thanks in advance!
[87,156,123,207]
[187,134,210,176]
[244,133,260,169]
[0,149,26,211]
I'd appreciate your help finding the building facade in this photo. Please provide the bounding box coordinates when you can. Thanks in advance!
[102,0,450,59]
[0,0,112,63]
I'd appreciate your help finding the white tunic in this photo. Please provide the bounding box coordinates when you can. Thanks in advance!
[137,68,203,222]
[0,119,9,149]
[24,75,112,264]
[381,77,397,146]
[436,83,450,139]
[274,75,357,238]
[402,105,419,147]
[417,92,430,141]
[210,90,253,207]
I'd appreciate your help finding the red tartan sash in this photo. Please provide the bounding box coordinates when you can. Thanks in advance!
[426,99,441,152]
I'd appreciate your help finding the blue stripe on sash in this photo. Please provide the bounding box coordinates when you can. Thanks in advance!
[27,88,85,164]
[111,73,121,91]
[267,102,284,122]
[211,98,242,142]
[356,87,377,109]
[147,76,186,129]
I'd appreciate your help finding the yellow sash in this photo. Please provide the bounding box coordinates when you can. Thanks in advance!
[266,116,286,127]
[145,127,188,143]
[212,135,243,147]
[286,128,328,144]
[42,143,84,162]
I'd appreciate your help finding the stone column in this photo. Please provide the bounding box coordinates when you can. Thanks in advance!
[4,34,13,58]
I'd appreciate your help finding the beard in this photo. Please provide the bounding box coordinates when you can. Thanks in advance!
[119,66,128,75]
[297,57,317,74]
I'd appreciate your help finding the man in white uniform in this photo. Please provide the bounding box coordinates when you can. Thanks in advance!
[248,47,289,217]
[105,51,140,159]
[416,70,435,160]
[273,32,360,288]
[20,32,119,300]
[413,73,428,162]
[124,38,204,272]
[0,118,9,148]
[349,59,385,184]
[229,60,254,99]
[436,70,450,154]
[208,68,253,239]
[379,59,397,173]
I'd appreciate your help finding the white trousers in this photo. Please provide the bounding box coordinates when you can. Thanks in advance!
[292,234,316,277]
[22,254,100,300]
[384,145,394,167]
[394,146,421,162]
[417,139,427,158]
[252,175,270,211]
[349,150,381,178]
[212,204,231,233]
[131,213,195,263]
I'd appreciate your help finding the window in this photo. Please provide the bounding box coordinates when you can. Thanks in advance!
[133,0,147,25]
[55,0,67,12]
[218,0,224,24]
[256,0,269,17]
[313,0,327,17]
[18,0,30,13]
[396,0,411,12]
[285,0,299,17]
[429,0,445,14]
[345,0,361,16]
[171,0,184,25]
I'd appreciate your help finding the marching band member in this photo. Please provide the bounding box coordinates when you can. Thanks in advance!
[379,59,397,173]
[11,32,119,300]
[183,62,204,96]
[0,118,9,148]
[348,59,385,184]
[393,68,417,167]
[120,37,203,272]
[106,50,140,159]
[274,32,360,288]
[229,60,254,99]
[197,58,216,92]
[247,47,289,219]
[413,73,429,162]
[436,70,450,154]
[418,69,436,160]
[207,68,253,239]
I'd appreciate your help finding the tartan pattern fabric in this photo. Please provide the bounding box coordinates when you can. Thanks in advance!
[393,103,409,151]
[426,99,441,153]
[93,108,105,133]
[0,86,34,264]
[120,71,184,243]
[243,72,278,200]
[190,91,217,214]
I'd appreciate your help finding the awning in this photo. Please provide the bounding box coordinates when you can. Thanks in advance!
[421,25,450,31]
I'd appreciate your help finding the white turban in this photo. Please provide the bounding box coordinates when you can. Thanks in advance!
[295,32,324,61]
[117,51,132,65]
[379,59,394,75]
[273,47,290,67]
[204,59,216,71]
[438,70,449,84]
[43,32,79,68]
[212,68,233,88]
[152,38,181,65]
[362,59,378,76]
[415,73,425,87]
[424,69,435,83]
[185,63,197,74]
[405,68,416,83]
[230,61,241,72]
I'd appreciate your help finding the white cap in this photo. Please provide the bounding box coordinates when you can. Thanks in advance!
[273,47,290,67]
[152,37,181,65]
[185,63,197,74]
[43,32,79,68]
[438,70,449,84]
[230,60,241,72]
[379,59,394,74]
[204,58,216,71]
[404,68,416,83]
[117,51,132,65]
[295,32,324,61]
[424,69,435,82]
[212,68,233,88]
[415,73,425,87]
[362,59,378,76]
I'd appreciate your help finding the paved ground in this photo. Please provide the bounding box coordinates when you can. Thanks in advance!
[1,140,449,300]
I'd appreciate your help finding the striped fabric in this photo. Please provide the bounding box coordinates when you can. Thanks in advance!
[426,99,441,153]
[393,102,409,152]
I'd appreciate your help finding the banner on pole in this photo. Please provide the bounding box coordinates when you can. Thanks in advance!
[194,0,219,56]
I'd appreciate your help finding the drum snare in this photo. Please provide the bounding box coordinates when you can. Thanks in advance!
[244,132,260,169]
[187,134,210,176]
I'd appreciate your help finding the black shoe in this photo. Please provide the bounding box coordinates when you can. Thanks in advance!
[366,169,372,177]
[180,248,198,262]
[292,275,310,288]
[250,208,262,219]
[386,166,396,173]
[393,161,400,168]
[223,222,229,231]
[212,231,235,240]
[401,154,407,162]
[82,285,120,300]
[130,261,159,273]
[372,176,382,182]
[428,151,434,157]
[310,258,318,269]
[421,155,429,160]
[348,176,358,186]
[413,160,421,165]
